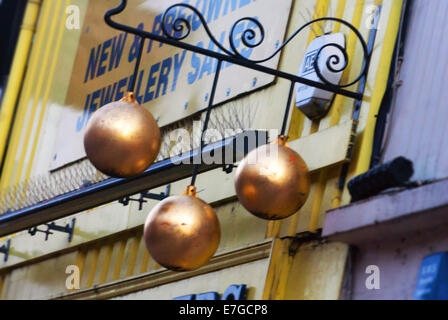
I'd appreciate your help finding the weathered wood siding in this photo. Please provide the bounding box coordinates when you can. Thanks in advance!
[382,0,448,182]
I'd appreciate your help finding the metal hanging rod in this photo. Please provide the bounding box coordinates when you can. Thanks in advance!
[104,1,371,101]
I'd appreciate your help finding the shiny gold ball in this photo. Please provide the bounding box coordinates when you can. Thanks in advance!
[84,92,161,178]
[234,136,311,220]
[143,186,221,271]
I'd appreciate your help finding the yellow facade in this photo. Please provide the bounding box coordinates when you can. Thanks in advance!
[0,0,403,300]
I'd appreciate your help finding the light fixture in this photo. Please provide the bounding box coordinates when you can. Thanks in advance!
[143,185,220,271]
[234,135,311,220]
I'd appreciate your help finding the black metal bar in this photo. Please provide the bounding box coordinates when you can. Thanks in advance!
[104,1,365,100]
[191,59,223,186]
[280,81,295,136]
[0,131,268,237]
[140,184,171,202]
[119,184,171,211]
[129,37,145,93]
[28,218,76,242]
[0,239,10,262]
[47,218,76,243]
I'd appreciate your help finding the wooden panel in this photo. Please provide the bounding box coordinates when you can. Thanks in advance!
[285,241,348,300]
[323,178,448,245]
[289,120,355,172]
[263,238,349,300]
[382,0,448,182]
[54,240,272,300]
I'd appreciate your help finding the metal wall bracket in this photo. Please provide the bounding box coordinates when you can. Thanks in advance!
[119,184,171,211]
[0,239,10,262]
[104,0,370,101]
[28,218,76,243]
[222,164,237,174]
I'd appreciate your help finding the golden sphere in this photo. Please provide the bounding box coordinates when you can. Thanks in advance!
[84,92,161,178]
[234,136,311,220]
[143,186,221,271]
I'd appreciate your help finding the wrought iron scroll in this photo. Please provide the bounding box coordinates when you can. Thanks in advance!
[104,0,372,100]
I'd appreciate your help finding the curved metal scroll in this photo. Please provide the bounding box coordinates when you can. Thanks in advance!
[105,0,372,99]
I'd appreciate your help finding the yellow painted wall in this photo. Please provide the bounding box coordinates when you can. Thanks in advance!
[0,0,403,300]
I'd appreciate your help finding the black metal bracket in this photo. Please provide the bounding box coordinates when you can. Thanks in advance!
[119,184,171,211]
[222,164,237,174]
[104,0,371,102]
[0,239,10,262]
[28,218,76,243]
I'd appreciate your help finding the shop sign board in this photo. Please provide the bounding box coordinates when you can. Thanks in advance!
[51,0,293,169]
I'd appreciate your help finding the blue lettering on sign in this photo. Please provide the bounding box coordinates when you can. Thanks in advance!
[89,89,101,122]
[156,57,172,99]
[173,284,247,300]
[84,33,128,83]
[135,70,145,104]
[77,0,259,131]
[84,46,101,83]
[100,82,118,107]
[109,34,127,71]
[188,41,203,85]
[223,0,238,16]
[129,23,145,63]
[97,38,112,77]
[115,77,128,101]
[207,0,223,23]
[414,252,448,300]
[144,62,161,103]
[76,94,91,132]
[196,292,220,300]
[172,50,187,91]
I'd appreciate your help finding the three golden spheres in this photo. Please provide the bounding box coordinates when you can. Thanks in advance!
[143,186,221,271]
[84,92,161,178]
[234,135,311,220]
